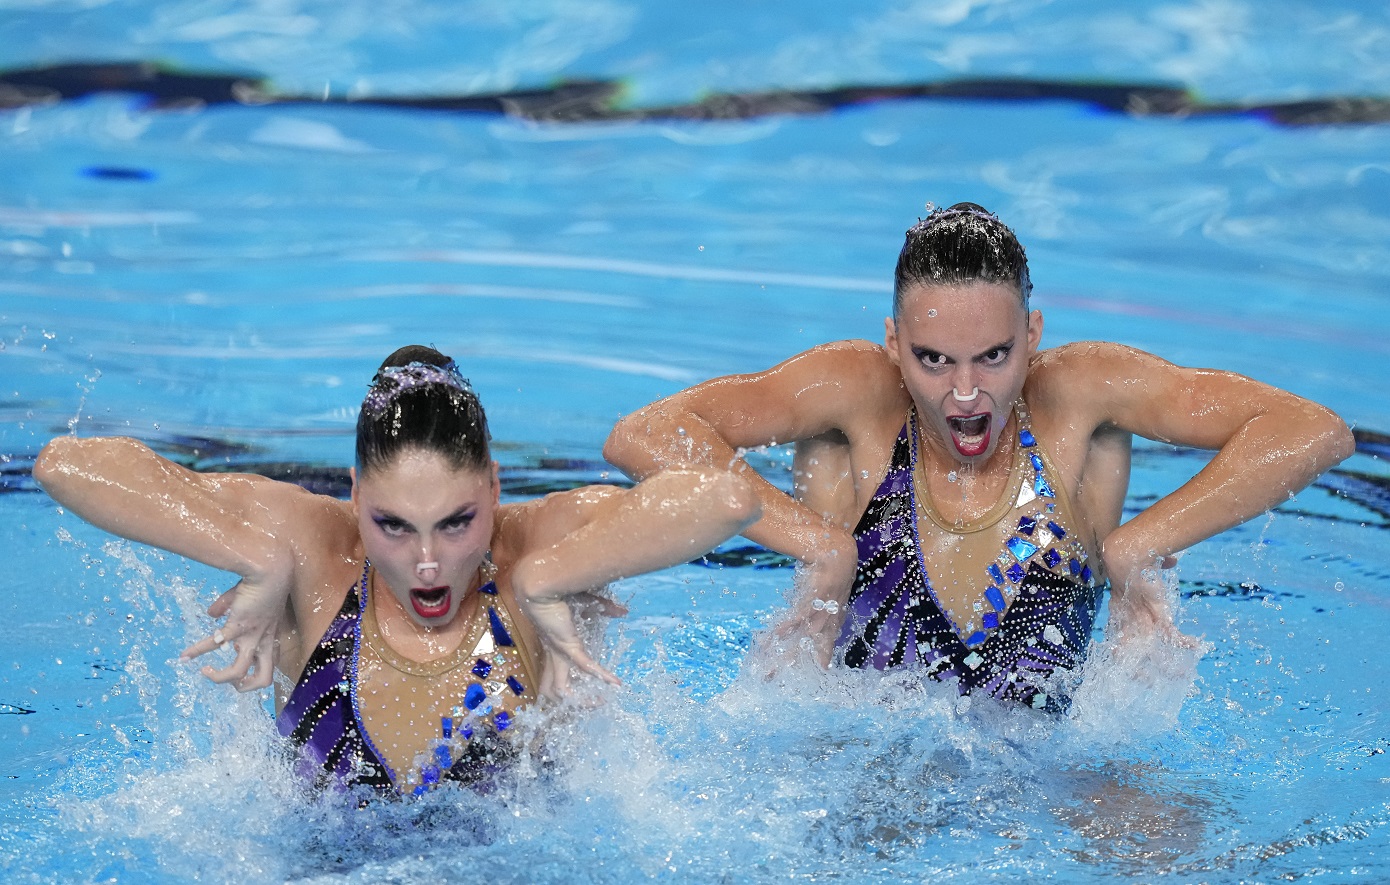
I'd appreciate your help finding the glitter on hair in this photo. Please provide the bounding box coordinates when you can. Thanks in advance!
[910,203,1001,231]
[893,202,1032,316]
[356,348,491,476]
[362,361,472,418]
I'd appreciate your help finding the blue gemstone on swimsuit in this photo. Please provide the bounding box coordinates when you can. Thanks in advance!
[1034,474,1054,498]
[1030,453,1045,473]
[1068,558,1081,576]
[965,631,988,647]
[422,764,440,785]
[478,581,498,595]
[495,710,511,731]
[462,723,474,740]
[1007,537,1039,561]
[488,607,515,646]
[1006,562,1025,583]
[982,612,999,629]
[1043,548,1062,568]
[472,658,492,678]
[1046,521,1066,539]
[434,744,452,770]
[985,586,1007,611]
[988,563,1006,585]
[441,716,453,739]
[1081,565,1093,583]
[1017,515,1036,535]
[464,683,487,711]
[1019,428,1036,447]
[507,675,525,696]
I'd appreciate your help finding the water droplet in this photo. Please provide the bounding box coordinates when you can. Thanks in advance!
[946,471,958,483]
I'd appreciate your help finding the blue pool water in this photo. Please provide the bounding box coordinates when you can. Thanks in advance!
[3,2,1389,882]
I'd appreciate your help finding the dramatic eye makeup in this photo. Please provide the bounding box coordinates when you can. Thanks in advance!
[372,515,410,536]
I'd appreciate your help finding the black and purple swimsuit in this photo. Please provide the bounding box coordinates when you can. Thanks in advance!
[276,569,524,795]
[834,412,1100,710]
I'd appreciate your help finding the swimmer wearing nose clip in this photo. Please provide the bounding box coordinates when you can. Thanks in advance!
[606,201,1352,710]
[35,345,759,796]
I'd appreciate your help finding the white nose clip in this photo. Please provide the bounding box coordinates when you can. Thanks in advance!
[416,561,439,577]
[952,387,979,402]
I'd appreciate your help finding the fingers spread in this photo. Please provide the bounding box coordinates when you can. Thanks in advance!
[180,628,233,662]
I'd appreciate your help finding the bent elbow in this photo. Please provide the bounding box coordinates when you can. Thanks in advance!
[1326,416,1356,467]
[604,408,670,479]
[601,421,635,475]
[33,435,84,494]
[34,436,144,499]
[1300,403,1356,469]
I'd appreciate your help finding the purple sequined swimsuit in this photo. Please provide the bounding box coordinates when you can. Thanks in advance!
[834,412,1099,710]
[276,569,518,793]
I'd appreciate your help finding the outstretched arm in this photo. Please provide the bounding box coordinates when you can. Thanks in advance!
[1051,344,1354,641]
[510,467,760,696]
[34,436,300,689]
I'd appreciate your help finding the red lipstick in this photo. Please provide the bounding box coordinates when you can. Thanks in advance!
[410,585,451,619]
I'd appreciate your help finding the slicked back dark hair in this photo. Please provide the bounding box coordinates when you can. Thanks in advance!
[893,202,1032,317]
[355,345,490,477]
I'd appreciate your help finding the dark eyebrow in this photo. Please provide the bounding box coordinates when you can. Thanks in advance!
[369,505,477,528]
[910,337,1016,361]
[974,339,1016,358]
[436,507,477,526]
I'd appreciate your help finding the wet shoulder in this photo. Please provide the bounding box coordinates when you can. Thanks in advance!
[492,487,620,560]
[800,338,896,373]
[1027,341,1153,406]
[795,338,905,408]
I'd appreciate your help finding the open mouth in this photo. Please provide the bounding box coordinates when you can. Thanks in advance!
[946,412,993,457]
[410,585,452,619]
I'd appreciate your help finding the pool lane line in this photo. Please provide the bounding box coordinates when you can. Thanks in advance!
[2,61,1388,127]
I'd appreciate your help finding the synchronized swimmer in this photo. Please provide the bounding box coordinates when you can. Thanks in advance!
[602,203,1353,709]
[36,345,758,795]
